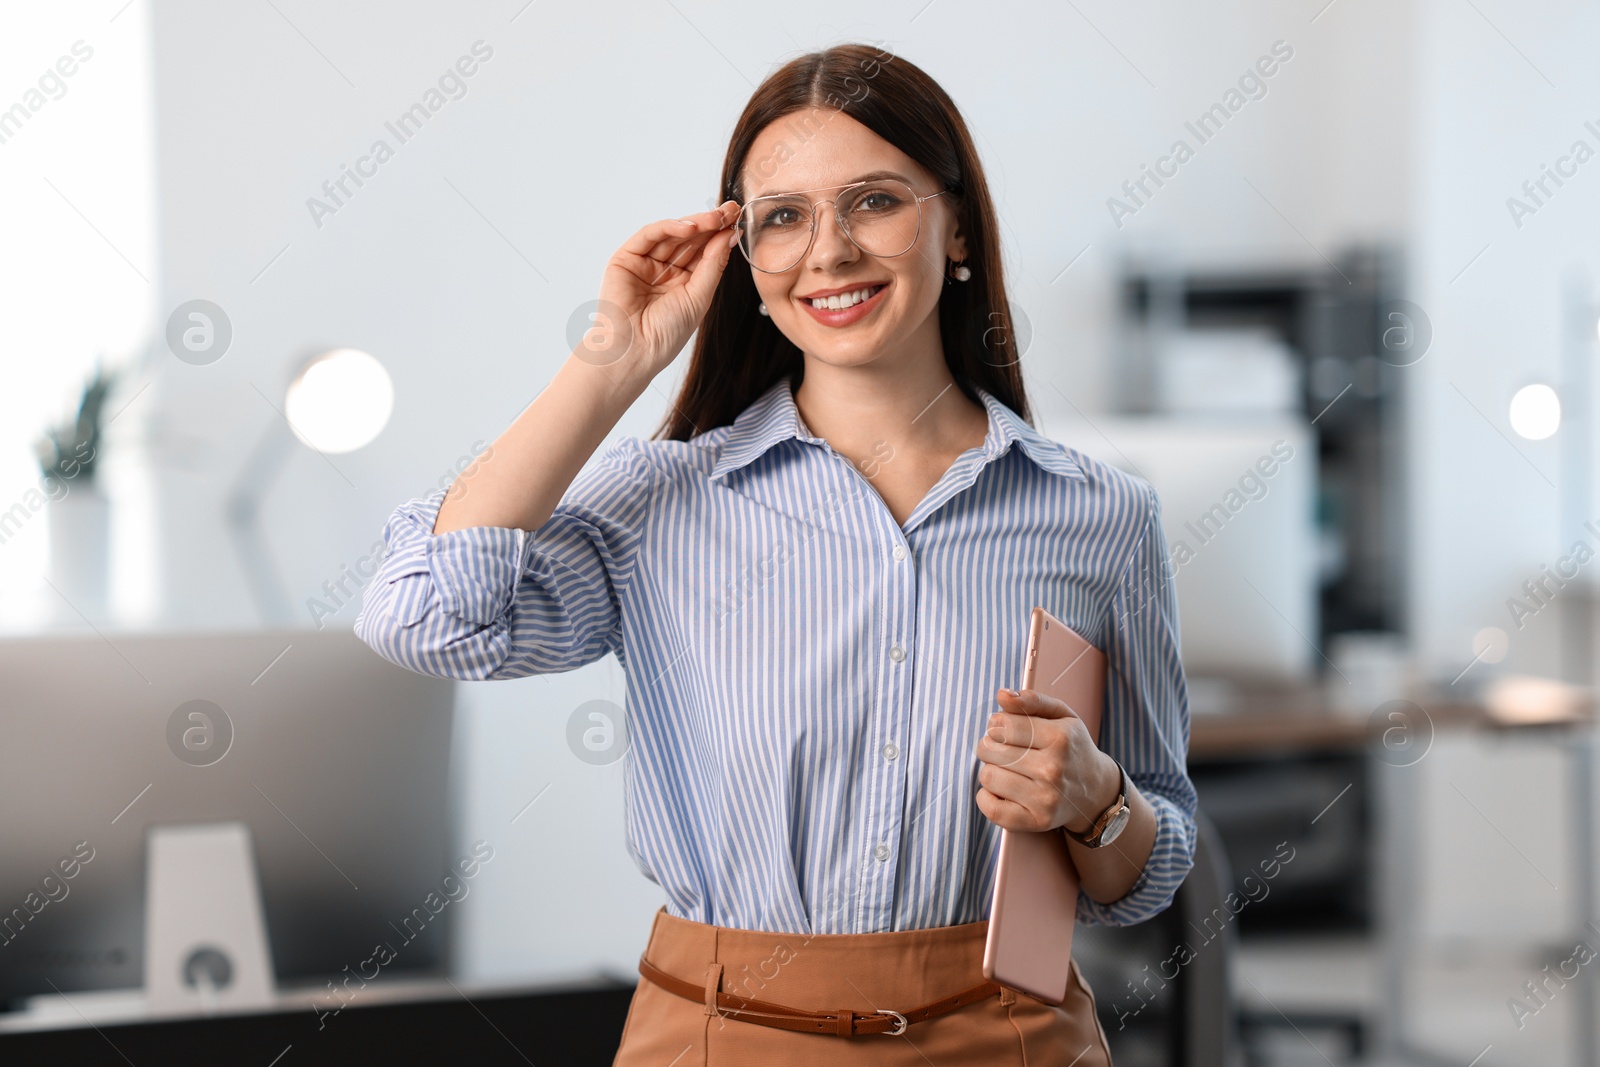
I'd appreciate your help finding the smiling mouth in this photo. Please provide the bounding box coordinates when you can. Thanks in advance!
[802,284,887,311]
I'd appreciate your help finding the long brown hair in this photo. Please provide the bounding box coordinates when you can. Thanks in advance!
[651,43,1032,442]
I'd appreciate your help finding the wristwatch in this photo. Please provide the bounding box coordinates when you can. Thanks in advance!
[1062,758,1131,849]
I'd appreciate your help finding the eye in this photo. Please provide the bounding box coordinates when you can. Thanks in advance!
[758,204,806,229]
[853,190,901,213]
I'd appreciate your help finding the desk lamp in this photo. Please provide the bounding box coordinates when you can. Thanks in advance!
[227,348,393,622]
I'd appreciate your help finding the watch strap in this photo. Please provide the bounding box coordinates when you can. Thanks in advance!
[1062,757,1129,848]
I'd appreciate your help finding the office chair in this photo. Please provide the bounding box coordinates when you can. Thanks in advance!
[1073,808,1242,1067]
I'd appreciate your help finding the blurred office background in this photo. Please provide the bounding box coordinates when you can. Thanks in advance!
[3,1,1599,1064]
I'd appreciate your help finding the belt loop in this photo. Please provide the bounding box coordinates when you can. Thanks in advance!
[703,962,723,1016]
[835,1007,854,1037]
[999,984,1017,1006]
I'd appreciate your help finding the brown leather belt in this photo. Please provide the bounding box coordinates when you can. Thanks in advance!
[637,955,1002,1037]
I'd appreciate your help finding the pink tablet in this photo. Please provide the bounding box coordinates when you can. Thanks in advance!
[981,605,1107,1005]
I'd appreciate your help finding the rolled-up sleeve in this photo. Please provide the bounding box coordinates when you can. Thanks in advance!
[1077,482,1198,926]
[354,436,658,680]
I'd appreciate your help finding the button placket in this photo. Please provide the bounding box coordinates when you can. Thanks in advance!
[870,530,917,930]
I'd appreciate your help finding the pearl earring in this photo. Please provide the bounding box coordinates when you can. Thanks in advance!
[953,263,972,282]
[758,302,769,316]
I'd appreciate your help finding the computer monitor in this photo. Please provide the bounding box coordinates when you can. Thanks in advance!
[1039,415,1318,683]
[0,629,455,1009]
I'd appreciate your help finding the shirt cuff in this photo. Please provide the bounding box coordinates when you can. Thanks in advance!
[376,488,529,628]
[426,523,528,625]
[1075,789,1197,927]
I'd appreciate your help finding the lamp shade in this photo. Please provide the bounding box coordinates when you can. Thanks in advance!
[1508,382,1560,441]
[284,348,393,454]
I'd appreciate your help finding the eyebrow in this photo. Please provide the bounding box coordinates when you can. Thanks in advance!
[748,170,916,199]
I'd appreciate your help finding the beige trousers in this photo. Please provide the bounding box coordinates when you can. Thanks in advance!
[612,906,1114,1066]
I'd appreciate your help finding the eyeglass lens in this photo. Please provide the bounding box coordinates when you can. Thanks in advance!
[738,179,924,273]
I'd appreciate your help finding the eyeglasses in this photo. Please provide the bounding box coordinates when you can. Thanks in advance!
[734,177,951,274]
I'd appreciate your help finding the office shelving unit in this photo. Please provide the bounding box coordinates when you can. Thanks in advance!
[1115,246,1411,649]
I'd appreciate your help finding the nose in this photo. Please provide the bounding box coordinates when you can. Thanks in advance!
[803,199,859,273]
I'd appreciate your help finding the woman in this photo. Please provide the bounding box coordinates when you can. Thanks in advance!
[356,43,1196,1066]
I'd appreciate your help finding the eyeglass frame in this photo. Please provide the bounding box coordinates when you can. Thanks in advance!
[732,177,954,274]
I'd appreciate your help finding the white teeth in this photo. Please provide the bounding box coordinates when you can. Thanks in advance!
[810,285,880,310]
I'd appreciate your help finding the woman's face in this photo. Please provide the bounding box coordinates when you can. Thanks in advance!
[737,107,966,370]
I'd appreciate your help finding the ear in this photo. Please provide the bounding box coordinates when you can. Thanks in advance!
[945,220,968,265]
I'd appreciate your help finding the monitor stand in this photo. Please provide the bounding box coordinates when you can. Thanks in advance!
[144,822,276,1018]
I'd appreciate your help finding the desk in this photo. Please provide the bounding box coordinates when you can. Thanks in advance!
[1187,689,1379,934]
[0,977,636,1066]
[1188,689,1501,761]
[1190,708,1367,760]
[1188,685,1599,1067]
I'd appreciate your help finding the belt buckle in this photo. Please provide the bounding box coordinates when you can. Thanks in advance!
[880,1009,908,1036]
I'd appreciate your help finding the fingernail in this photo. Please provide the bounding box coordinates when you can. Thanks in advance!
[726,230,740,248]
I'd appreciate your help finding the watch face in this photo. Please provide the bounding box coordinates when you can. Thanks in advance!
[1100,806,1131,846]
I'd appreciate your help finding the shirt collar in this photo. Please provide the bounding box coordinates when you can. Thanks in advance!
[707,374,1086,482]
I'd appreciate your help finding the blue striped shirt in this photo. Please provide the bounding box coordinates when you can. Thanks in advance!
[355,373,1197,934]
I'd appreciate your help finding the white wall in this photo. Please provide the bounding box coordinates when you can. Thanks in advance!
[1405,0,1600,677]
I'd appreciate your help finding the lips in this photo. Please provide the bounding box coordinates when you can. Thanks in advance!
[796,282,890,328]
[799,283,888,310]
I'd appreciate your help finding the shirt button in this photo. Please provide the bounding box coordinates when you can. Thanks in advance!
[889,645,905,663]
[882,741,899,761]
[874,844,890,863]
[892,545,907,562]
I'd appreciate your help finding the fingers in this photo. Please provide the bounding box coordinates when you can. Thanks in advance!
[621,217,696,259]
[654,223,727,276]
[989,692,1078,750]
[974,781,1049,833]
[984,709,1042,756]
[683,220,739,307]
[622,222,732,291]
[977,725,1034,777]
[647,201,739,270]
[625,200,739,261]
[683,200,739,232]
[605,201,739,327]
[610,231,728,295]
[978,761,1035,801]
[977,751,1085,834]
[997,687,1080,721]
[641,220,715,269]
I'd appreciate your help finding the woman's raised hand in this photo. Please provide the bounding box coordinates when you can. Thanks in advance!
[585,199,742,380]
[431,200,741,537]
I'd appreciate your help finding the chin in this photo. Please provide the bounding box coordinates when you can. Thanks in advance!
[805,350,883,371]
[792,328,891,366]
